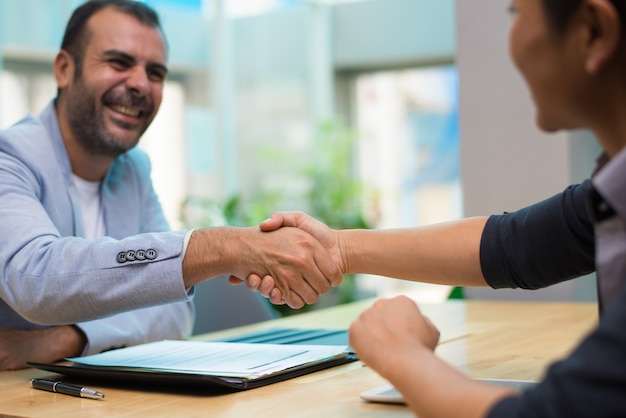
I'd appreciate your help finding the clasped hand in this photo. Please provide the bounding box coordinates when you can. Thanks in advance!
[230,212,345,308]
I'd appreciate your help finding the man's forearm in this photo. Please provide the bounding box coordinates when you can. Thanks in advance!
[0,325,86,370]
[182,227,246,287]
[46,325,87,360]
[339,217,489,287]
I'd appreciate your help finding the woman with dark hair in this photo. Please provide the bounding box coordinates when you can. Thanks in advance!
[252,0,626,416]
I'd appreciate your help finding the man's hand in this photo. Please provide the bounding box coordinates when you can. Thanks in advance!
[348,296,440,378]
[228,274,283,303]
[198,224,340,309]
[260,212,344,274]
[230,212,345,305]
[0,326,86,370]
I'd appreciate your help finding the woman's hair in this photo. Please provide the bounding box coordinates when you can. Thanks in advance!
[60,0,165,77]
[541,0,626,35]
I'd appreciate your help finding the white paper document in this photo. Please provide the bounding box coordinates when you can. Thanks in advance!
[68,340,350,379]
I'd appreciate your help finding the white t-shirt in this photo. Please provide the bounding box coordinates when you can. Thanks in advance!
[70,174,193,257]
[71,174,105,239]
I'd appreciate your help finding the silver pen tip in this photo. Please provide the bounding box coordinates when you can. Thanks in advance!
[81,388,106,400]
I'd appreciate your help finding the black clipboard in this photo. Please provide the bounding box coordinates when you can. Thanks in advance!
[28,353,356,390]
[28,328,357,391]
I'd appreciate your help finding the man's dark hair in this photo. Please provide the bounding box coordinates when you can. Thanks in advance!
[60,0,165,76]
[541,0,626,36]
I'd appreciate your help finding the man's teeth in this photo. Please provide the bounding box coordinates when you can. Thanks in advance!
[111,105,140,117]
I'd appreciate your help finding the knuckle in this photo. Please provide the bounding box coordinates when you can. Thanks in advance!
[372,299,388,310]
[320,281,331,294]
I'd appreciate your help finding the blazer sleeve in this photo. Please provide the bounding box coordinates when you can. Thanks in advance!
[76,302,194,355]
[0,132,192,325]
[75,152,195,353]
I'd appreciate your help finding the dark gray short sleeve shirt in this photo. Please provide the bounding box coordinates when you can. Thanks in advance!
[483,148,626,417]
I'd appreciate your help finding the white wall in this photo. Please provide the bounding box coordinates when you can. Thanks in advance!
[455,0,599,301]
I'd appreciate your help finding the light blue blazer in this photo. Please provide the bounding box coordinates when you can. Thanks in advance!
[0,101,193,354]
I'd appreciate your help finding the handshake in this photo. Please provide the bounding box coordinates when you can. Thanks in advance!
[228,211,346,309]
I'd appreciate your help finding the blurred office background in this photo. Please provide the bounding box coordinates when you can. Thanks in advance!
[0,0,599,331]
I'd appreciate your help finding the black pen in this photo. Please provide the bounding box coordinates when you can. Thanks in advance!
[30,378,105,400]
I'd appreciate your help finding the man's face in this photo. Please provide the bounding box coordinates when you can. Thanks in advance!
[508,0,588,133]
[61,7,168,157]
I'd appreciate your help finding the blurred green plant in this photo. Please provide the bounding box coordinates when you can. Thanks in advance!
[305,120,370,230]
[180,119,371,314]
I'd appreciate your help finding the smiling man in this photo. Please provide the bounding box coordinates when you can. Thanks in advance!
[55,5,166,180]
[0,0,339,370]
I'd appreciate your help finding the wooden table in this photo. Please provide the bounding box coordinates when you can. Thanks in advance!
[0,299,597,417]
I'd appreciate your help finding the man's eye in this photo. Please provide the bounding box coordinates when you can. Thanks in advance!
[147,69,166,82]
[110,59,130,68]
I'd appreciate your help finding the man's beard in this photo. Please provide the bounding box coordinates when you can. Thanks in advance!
[65,81,154,158]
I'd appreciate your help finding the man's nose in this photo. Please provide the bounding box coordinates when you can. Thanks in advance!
[126,67,150,95]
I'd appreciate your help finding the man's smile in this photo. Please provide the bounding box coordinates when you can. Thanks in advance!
[109,104,141,118]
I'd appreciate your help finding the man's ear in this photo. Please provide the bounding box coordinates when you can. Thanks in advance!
[583,0,621,74]
[54,50,74,89]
